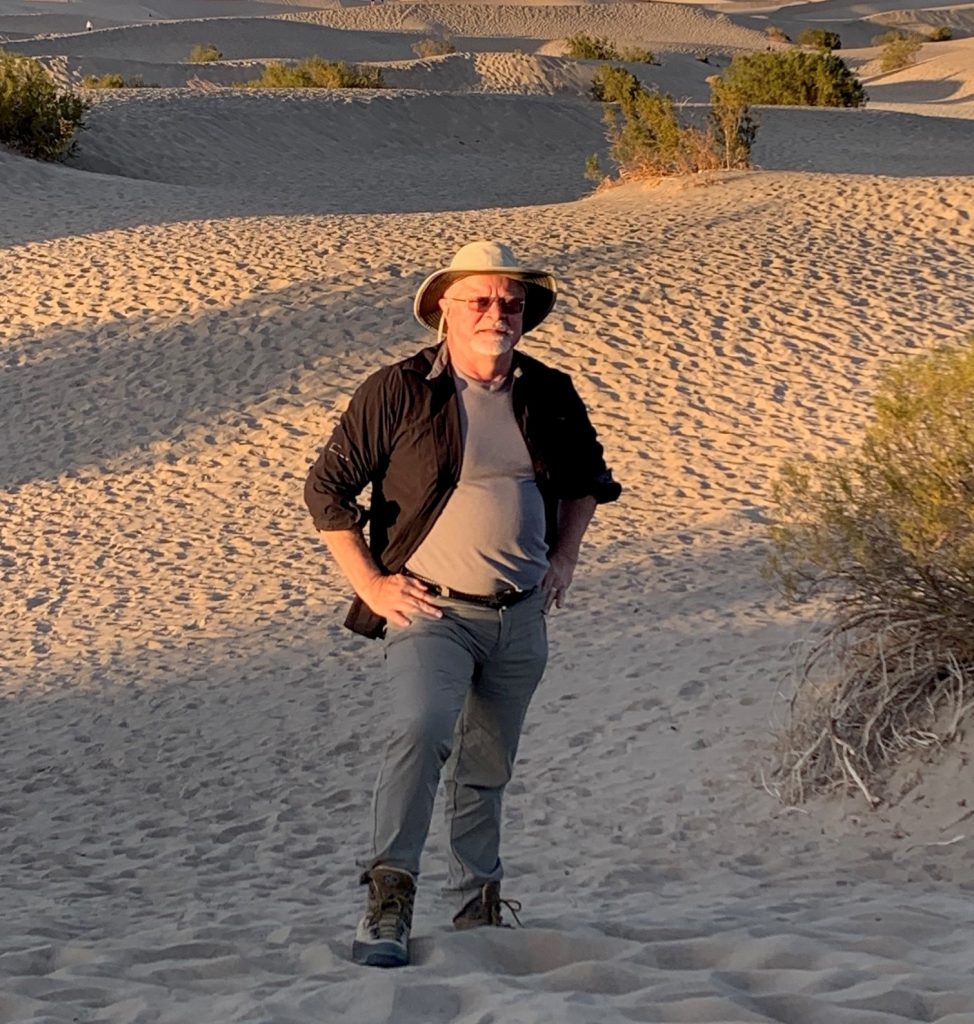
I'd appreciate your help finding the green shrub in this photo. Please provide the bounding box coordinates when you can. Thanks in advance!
[588,65,756,180]
[721,50,866,107]
[797,28,841,50]
[411,34,456,58]
[0,50,88,160]
[878,32,922,72]
[871,29,922,46]
[566,33,619,60]
[765,25,791,43]
[709,76,757,170]
[929,26,953,41]
[243,57,384,89]
[81,73,151,88]
[189,44,222,63]
[768,338,974,805]
[590,64,643,103]
[619,47,656,65]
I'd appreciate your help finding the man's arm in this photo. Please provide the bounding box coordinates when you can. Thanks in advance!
[321,528,442,628]
[541,495,597,612]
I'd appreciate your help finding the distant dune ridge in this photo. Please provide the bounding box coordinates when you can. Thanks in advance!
[2,0,974,1021]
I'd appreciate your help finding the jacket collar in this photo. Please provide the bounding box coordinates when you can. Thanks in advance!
[408,343,529,383]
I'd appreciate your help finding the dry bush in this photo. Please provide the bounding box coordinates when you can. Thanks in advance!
[877,32,923,72]
[797,28,842,50]
[768,338,974,806]
[566,33,619,60]
[412,34,456,58]
[765,26,791,43]
[587,66,755,182]
[0,50,88,160]
[189,44,223,63]
[929,26,953,42]
[81,73,152,88]
[242,57,384,89]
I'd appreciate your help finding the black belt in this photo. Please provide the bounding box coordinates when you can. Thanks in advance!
[402,569,535,611]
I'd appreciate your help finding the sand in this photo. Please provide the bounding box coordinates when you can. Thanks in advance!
[2,1,974,1021]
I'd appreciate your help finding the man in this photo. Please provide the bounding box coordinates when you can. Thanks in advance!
[304,240,620,968]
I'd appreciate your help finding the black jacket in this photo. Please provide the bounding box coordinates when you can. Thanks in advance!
[304,344,621,638]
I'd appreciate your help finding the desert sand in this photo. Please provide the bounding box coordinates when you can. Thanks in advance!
[2,0,974,1021]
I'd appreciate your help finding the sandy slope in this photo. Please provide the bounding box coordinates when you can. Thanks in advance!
[860,37,974,119]
[3,1,974,1022]
[4,155,974,1021]
[285,2,777,50]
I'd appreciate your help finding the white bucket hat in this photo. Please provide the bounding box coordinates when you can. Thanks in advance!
[413,240,558,335]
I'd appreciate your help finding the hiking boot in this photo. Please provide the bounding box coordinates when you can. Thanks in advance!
[452,880,522,931]
[352,866,416,967]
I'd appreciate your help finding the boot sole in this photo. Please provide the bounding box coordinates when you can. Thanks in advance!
[352,939,409,968]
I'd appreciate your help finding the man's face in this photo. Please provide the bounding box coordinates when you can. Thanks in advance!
[439,275,526,360]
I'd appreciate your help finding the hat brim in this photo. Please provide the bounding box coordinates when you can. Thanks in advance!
[413,269,557,335]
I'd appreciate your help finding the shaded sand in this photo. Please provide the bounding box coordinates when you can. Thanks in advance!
[3,1,974,1022]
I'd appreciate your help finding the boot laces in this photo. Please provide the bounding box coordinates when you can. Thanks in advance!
[485,889,523,928]
[367,891,413,940]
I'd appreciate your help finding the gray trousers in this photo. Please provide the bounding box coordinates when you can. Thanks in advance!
[367,588,547,910]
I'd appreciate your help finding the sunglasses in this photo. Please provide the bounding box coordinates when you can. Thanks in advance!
[445,296,526,315]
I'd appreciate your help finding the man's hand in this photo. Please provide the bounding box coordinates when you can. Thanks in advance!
[361,573,443,628]
[541,550,577,613]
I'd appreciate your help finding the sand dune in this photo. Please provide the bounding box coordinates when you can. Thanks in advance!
[4,0,974,1021]
[4,165,974,1021]
[286,2,777,51]
[860,37,974,118]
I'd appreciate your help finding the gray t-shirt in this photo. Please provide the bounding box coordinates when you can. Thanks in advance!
[406,370,549,594]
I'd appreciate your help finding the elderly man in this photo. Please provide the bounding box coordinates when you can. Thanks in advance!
[304,241,620,967]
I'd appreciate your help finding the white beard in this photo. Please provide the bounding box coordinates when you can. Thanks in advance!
[470,331,515,357]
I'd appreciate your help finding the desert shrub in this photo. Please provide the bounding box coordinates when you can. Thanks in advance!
[797,28,841,50]
[0,50,88,160]
[765,26,791,43]
[81,73,151,88]
[243,57,384,89]
[589,64,643,103]
[619,47,656,65]
[411,34,456,58]
[708,76,757,170]
[929,26,953,41]
[189,44,222,63]
[721,50,866,107]
[566,33,619,60]
[587,65,756,180]
[871,29,922,46]
[768,339,974,806]
[878,32,922,72]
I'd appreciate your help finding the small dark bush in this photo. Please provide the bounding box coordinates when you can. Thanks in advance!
[566,33,619,60]
[871,29,922,46]
[411,34,456,58]
[797,28,841,50]
[722,50,866,107]
[0,50,88,160]
[929,26,953,41]
[189,44,223,63]
[81,73,152,88]
[619,47,656,65]
[243,57,384,89]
